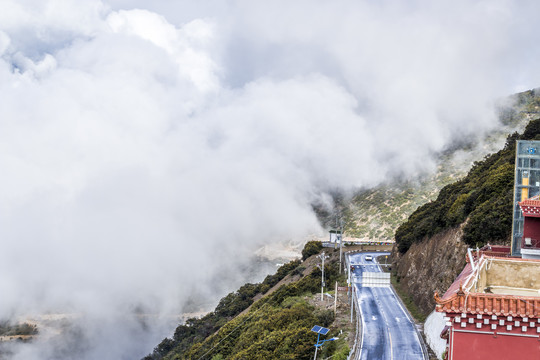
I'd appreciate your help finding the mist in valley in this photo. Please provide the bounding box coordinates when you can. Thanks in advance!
[1,1,540,358]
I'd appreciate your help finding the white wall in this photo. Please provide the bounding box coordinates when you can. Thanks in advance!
[424,310,447,359]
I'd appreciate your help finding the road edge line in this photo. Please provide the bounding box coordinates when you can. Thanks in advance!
[387,281,430,360]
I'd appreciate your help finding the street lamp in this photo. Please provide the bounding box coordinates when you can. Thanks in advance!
[311,325,338,360]
[338,218,344,274]
[317,252,329,301]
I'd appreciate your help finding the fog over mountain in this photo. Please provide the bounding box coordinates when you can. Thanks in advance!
[1,1,540,358]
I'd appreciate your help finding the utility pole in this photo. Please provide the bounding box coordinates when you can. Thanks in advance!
[318,252,328,302]
[339,217,344,274]
[347,261,351,285]
[334,281,338,315]
[350,285,355,323]
[321,251,325,301]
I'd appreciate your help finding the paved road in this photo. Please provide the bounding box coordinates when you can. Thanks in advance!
[349,252,425,360]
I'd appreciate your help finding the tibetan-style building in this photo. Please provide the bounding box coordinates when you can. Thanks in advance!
[434,253,540,360]
[432,141,540,359]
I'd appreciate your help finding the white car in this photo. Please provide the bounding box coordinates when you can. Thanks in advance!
[365,255,373,261]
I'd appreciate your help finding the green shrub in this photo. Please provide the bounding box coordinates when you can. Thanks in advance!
[332,343,350,360]
[302,241,323,260]
[395,118,540,252]
[146,258,304,359]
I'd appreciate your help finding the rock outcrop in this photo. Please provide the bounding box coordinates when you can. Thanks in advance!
[392,225,468,316]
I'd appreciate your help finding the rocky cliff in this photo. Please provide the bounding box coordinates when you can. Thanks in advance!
[392,225,468,316]
[391,118,540,316]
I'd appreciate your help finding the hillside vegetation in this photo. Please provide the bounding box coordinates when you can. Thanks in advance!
[0,321,37,337]
[144,243,351,360]
[395,118,540,253]
[144,89,540,359]
[339,89,540,242]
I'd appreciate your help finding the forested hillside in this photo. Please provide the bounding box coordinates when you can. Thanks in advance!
[336,89,540,242]
[145,90,540,359]
[391,116,540,317]
[395,118,540,253]
[144,243,352,360]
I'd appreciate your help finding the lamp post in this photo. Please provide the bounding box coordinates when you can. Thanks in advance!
[311,326,338,360]
[338,218,344,274]
[317,252,329,301]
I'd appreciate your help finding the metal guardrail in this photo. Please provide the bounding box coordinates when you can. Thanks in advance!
[322,242,394,248]
[348,290,362,360]
[345,252,362,360]
[322,242,338,248]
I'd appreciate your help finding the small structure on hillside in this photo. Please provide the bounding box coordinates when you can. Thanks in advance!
[434,253,540,359]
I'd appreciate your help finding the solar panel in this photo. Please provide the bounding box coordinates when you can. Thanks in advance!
[310,325,330,335]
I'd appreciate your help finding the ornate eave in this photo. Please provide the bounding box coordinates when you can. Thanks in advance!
[519,196,540,217]
[435,289,540,318]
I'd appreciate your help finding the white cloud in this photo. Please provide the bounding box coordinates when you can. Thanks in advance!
[107,9,219,92]
[1,0,540,358]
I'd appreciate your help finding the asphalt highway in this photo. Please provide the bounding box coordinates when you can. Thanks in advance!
[349,252,426,360]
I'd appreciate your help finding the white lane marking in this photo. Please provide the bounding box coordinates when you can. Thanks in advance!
[396,317,400,323]
[348,252,395,360]
[389,330,393,360]
[359,288,365,360]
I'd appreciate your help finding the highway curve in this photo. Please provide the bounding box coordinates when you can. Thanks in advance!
[349,252,426,360]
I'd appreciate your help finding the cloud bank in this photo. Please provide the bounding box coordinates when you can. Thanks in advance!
[1,0,540,358]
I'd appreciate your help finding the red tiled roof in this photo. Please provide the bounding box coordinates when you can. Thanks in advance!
[435,256,540,318]
[476,251,513,258]
[440,263,474,301]
[435,291,540,318]
[481,245,511,253]
[519,195,540,208]
[472,245,513,260]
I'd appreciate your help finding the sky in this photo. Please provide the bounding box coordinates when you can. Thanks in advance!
[1,0,540,359]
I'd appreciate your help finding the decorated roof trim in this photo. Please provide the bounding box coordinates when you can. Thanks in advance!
[519,194,540,208]
[435,255,540,318]
[435,291,540,318]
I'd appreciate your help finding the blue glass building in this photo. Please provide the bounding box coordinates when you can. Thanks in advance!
[511,140,540,256]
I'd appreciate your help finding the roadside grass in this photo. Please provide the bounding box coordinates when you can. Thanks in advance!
[389,274,427,323]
